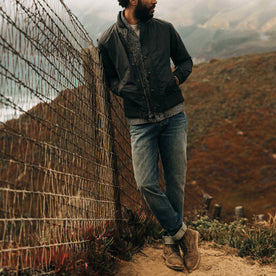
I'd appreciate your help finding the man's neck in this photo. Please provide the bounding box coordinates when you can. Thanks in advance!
[124,8,139,25]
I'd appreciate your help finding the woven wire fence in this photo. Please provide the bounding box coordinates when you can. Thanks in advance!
[0,0,142,274]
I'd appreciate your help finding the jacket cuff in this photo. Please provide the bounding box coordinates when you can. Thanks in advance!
[173,58,193,84]
[173,69,184,84]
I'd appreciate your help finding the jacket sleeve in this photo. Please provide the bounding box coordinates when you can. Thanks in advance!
[169,24,193,85]
[98,42,120,96]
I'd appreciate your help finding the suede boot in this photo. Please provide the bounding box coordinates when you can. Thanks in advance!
[178,229,200,272]
[162,244,185,271]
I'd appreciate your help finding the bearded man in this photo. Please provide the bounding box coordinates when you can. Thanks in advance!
[97,0,200,272]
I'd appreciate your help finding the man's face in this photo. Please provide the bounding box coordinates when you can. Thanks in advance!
[134,0,157,22]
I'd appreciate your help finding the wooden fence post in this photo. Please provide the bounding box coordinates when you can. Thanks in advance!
[82,46,122,232]
[212,204,222,220]
[256,214,265,222]
[105,73,123,233]
[109,104,122,232]
[235,206,244,219]
[199,193,213,216]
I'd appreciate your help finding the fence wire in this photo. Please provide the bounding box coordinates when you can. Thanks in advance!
[0,0,141,274]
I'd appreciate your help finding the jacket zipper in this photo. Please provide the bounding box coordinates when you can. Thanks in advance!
[136,63,154,119]
[118,28,154,119]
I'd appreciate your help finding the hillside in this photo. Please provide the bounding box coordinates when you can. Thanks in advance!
[177,0,276,62]
[1,52,275,223]
[182,51,276,220]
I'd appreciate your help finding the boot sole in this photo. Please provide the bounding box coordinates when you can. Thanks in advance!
[162,254,185,271]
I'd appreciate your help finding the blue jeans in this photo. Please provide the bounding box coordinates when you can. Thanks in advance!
[130,112,187,237]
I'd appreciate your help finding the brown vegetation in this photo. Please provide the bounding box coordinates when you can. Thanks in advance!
[182,51,276,220]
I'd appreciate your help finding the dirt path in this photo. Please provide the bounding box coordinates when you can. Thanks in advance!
[115,241,276,276]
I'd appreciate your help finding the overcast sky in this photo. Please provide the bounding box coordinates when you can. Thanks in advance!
[65,0,162,21]
[64,0,233,23]
[64,0,274,27]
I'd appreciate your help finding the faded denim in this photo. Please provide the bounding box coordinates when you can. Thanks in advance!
[130,112,187,238]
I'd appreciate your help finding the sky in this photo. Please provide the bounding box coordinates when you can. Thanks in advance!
[64,0,275,27]
[64,0,195,23]
[65,0,120,19]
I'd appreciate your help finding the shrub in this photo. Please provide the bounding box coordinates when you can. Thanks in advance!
[188,216,276,264]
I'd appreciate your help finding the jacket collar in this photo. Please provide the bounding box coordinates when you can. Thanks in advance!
[116,11,128,40]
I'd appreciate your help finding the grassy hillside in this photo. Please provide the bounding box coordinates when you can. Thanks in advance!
[182,51,276,220]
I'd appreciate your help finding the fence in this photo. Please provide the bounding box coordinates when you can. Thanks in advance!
[0,0,142,274]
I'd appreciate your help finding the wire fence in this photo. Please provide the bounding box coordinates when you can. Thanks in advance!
[0,0,142,274]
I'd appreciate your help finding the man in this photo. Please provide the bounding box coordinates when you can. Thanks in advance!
[98,0,200,272]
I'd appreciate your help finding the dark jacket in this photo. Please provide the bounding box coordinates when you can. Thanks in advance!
[98,12,193,119]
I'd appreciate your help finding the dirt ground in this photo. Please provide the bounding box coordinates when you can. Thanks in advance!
[115,240,276,276]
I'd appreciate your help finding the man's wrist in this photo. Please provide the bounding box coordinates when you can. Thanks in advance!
[174,76,180,86]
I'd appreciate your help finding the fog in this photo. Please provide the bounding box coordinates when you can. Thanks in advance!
[64,0,276,26]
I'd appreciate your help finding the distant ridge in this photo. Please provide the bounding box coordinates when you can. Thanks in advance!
[71,0,276,62]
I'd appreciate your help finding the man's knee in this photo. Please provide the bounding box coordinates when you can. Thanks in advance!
[138,183,160,196]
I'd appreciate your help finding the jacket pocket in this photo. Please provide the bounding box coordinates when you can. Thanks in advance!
[164,77,179,94]
[119,83,138,97]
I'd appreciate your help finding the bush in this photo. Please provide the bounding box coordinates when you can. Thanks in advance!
[188,216,276,264]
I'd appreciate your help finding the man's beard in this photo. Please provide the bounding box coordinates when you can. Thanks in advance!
[134,0,155,22]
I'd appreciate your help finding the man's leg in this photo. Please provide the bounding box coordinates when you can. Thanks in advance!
[159,112,200,272]
[159,111,187,228]
[130,122,183,235]
[130,122,184,270]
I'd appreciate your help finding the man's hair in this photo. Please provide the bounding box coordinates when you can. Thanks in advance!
[118,0,129,8]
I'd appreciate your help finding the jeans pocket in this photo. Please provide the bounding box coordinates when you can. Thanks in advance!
[171,111,188,132]
[129,124,143,136]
